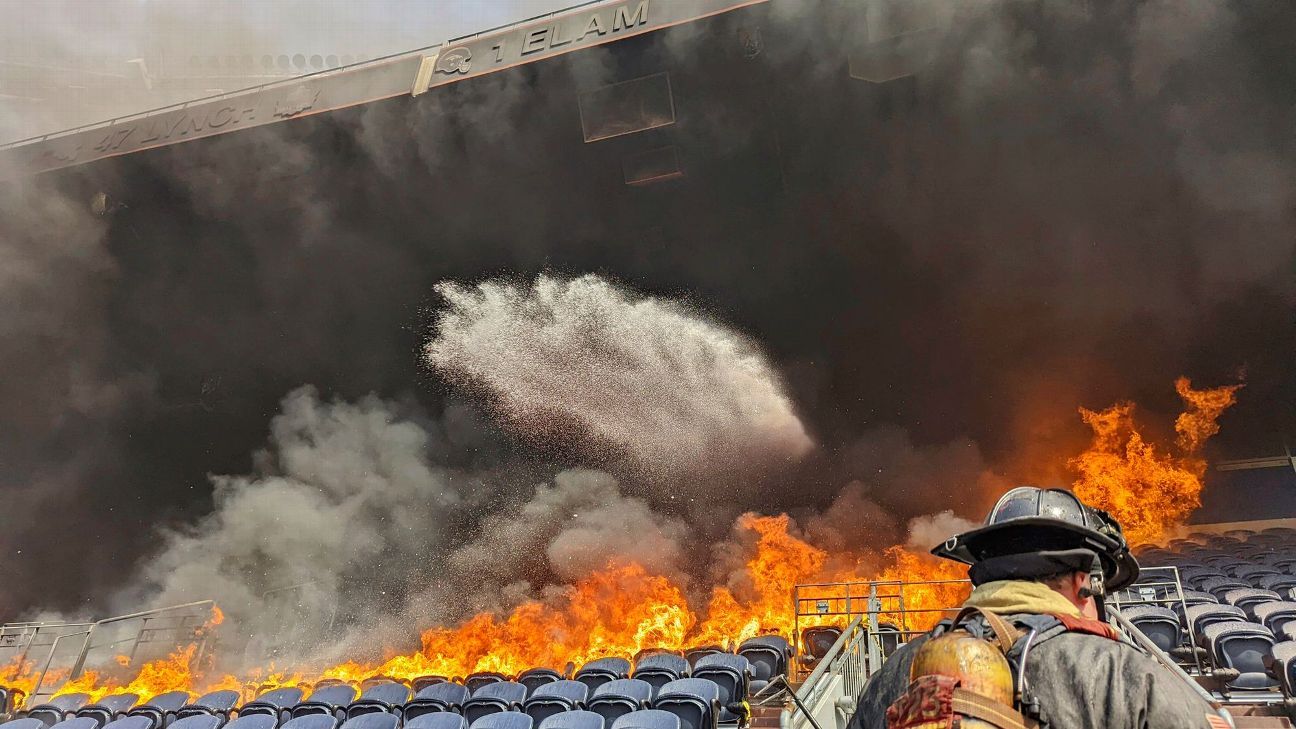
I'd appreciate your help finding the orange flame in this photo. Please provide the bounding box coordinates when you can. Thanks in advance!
[1071,377,1240,545]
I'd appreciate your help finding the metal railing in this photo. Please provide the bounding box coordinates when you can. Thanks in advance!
[782,616,868,729]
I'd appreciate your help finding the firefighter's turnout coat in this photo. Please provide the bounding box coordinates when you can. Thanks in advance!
[847,581,1222,729]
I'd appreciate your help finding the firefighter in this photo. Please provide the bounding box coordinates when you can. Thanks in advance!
[848,486,1227,729]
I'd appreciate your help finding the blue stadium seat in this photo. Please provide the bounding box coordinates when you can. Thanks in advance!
[468,714,532,729]
[127,690,190,727]
[222,715,277,729]
[1253,602,1296,635]
[99,715,153,729]
[411,678,448,694]
[403,683,470,720]
[517,670,562,698]
[345,683,410,718]
[290,686,356,720]
[537,711,604,729]
[1223,588,1283,620]
[691,654,749,722]
[574,660,630,693]
[461,683,527,725]
[631,656,688,696]
[738,636,790,692]
[238,687,305,724]
[609,711,679,729]
[4,719,47,729]
[587,680,651,724]
[77,693,139,728]
[278,715,337,729]
[680,649,722,671]
[1200,577,1251,600]
[177,691,240,722]
[27,694,91,727]
[337,714,396,729]
[168,715,224,729]
[1257,574,1296,593]
[464,675,509,695]
[1233,565,1282,583]
[1186,604,1247,645]
[45,717,99,729]
[522,682,588,724]
[404,715,468,729]
[1269,641,1296,695]
[1201,621,1280,690]
[651,680,718,729]
[1119,605,1182,652]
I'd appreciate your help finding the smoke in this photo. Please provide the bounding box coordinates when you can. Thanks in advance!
[426,274,814,489]
[0,0,1291,632]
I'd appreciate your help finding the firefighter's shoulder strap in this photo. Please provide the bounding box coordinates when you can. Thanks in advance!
[952,605,1020,653]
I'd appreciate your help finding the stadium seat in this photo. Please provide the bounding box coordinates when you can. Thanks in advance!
[631,655,689,696]
[651,680,718,729]
[468,714,532,729]
[1185,604,1247,644]
[168,715,224,729]
[1180,566,1228,587]
[77,694,139,728]
[681,649,723,671]
[278,716,337,729]
[1201,621,1280,690]
[587,680,652,724]
[1258,574,1296,593]
[461,683,527,725]
[464,675,510,695]
[338,714,397,729]
[290,686,356,720]
[178,691,241,722]
[801,628,841,661]
[411,678,449,693]
[1269,641,1296,695]
[1222,588,1283,620]
[522,682,588,724]
[403,683,470,720]
[238,688,305,724]
[1119,605,1181,652]
[609,711,679,729]
[737,636,790,692]
[222,716,277,729]
[404,715,467,729]
[690,654,749,722]
[4,719,47,729]
[1200,577,1251,600]
[537,711,604,729]
[28,694,91,727]
[1252,602,1296,635]
[127,691,190,727]
[99,715,152,729]
[46,717,100,729]
[873,624,902,657]
[1232,565,1281,583]
[574,660,631,693]
[345,683,411,718]
[517,670,562,698]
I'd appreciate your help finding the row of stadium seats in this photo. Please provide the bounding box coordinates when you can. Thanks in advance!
[2,639,795,729]
[1121,526,1296,696]
[6,708,685,729]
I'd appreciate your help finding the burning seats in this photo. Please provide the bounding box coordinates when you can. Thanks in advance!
[1118,605,1181,652]
[127,691,191,728]
[609,710,679,729]
[586,680,651,725]
[516,670,562,698]
[1201,621,1280,690]
[688,656,747,723]
[345,683,411,719]
[177,691,240,722]
[27,695,92,727]
[461,682,527,725]
[403,684,470,720]
[238,688,305,725]
[650,680,718,729]
[737,636,790,692]
[404,716,468,729]
[574,660,630,693]
[290,685,357,720]
[630,656,688,697]
[799,627,841,662]
[467,713,532,729]
[522,682,588,725]
[77,694,139,728]
[537,711,604,729]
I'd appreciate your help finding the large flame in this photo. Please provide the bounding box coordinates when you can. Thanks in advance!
[1071,377,1240,545]
[14,378,1236,701]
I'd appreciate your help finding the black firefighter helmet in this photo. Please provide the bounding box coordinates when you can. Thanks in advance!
[932,486,1140,593]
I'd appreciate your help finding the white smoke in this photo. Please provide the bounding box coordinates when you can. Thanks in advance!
[905,511,979,552]
[425,274,814,488]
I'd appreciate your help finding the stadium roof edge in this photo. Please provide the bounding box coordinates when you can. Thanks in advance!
[0,0,768,178]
